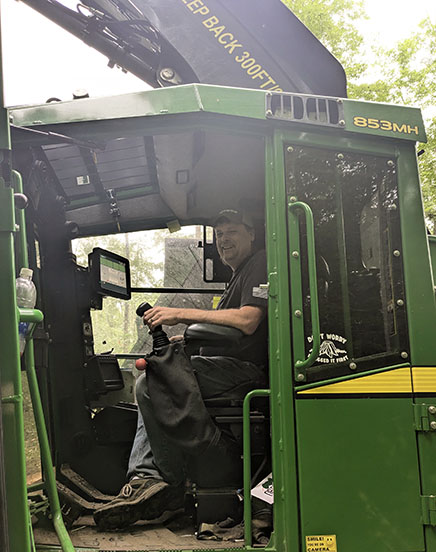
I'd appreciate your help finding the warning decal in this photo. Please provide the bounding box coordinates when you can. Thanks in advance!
[306,535,337,552]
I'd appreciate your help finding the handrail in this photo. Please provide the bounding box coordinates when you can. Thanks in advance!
[17,308,44,324]
[288,200,320,378]
[243,388,271,549]
[13,170,75,552]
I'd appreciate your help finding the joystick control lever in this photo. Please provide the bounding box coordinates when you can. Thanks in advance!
[136,302,170,350]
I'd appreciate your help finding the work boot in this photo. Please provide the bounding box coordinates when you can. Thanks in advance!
[93,477,184,530]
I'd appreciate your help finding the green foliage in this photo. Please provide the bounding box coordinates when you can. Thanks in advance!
[419,121,436,228]
[354,18,436,228]
[283,1,436,229]
[355,18,436,107]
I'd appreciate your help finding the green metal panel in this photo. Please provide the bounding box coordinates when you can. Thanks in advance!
[397,143,436,365]
[9,84,267,128]
[264,131,300,552]
[9,82,426,145]
[296,397,424,552]
[343,99,426,142]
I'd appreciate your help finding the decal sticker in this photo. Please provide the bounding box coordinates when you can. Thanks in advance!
[307,333,348,364]
[306,535,337,552]
[353,116,419,135]
[76,175,90,186]
[253,286,268,299]
[251,473,274,504]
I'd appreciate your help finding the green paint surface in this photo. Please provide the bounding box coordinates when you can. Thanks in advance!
[296,398,424,552]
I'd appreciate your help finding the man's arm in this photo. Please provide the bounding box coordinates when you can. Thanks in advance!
[143,305,264,336]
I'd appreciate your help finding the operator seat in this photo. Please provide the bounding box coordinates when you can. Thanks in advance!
[184,323,270,526]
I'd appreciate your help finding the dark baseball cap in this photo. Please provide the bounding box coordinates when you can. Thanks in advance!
[212,209,254,228]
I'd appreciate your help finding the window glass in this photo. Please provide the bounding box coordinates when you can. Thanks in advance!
[72,227,223,357]
[286,146,408,381]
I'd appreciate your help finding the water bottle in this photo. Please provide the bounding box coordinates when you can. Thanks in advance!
[16,267,37,356]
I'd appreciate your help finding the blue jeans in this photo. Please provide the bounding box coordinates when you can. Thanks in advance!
[127,355,267,485]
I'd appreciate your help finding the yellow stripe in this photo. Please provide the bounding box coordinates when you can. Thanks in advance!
[412,367,436,393]
[298,367,412,395]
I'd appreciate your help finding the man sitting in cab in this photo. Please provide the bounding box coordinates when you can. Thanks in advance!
[94,209,268,530]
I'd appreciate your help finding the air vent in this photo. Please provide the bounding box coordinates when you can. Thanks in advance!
[266,93,344,128]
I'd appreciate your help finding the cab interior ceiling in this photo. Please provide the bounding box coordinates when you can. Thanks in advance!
[11,125,265,237]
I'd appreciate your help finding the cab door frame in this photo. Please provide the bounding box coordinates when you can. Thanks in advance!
[266,127,428,552]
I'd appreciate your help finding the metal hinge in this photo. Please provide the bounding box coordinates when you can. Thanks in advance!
[422,495,436,525]
[414,403,436,431]
[268,273,277,297]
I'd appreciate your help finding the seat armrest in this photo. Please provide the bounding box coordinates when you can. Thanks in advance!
[184,323,243,346]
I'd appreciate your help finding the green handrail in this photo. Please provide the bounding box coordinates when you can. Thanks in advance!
[288,200,321,375]
[17,308,43,324]
[13,170,75,552]
[243,388,271,549]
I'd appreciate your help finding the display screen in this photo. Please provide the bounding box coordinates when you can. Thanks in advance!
[89,248,131,300]
[100,254,128,295]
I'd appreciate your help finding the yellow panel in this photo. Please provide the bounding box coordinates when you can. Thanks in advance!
[298,367,412,394]
[412,367,436,393]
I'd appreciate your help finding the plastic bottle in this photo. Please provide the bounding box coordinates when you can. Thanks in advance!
[16,267,37,356]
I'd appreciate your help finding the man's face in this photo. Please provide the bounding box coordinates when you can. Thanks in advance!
[215,221,254,270]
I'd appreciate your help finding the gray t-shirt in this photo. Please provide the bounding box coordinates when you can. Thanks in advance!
[215,249,268,366]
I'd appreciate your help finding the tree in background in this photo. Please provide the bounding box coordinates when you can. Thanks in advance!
[283,1,436,229]
[356,18,436,228]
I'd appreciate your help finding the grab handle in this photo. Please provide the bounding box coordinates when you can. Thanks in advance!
[288,200,320,380]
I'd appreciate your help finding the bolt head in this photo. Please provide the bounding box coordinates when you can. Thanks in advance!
[294,310,302,318]
[430,421,436,430]
[161,68,175,79]
[289,196,297,203]
[349,362,357,370]
[292,251,299,258]
[339,119,345,126]
[396,299,404,306]
[400,351,409,359]
[296,373,305,381]
[266,109,273,116]
[393,250,401,257]
[287,146,294,153]
[337,153,344,159]
[429,406,436,414]
[387,160,395,167]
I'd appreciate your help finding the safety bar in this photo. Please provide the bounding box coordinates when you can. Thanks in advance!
[243,388,271,549]
[13,170,75,552]
[18,308,43,324]
[288,200,320,379]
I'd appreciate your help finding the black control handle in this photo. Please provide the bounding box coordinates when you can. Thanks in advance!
[136,301,152,318]
[135,302,169,350]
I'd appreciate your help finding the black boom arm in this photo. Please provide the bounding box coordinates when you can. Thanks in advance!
[20,0,347,96]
